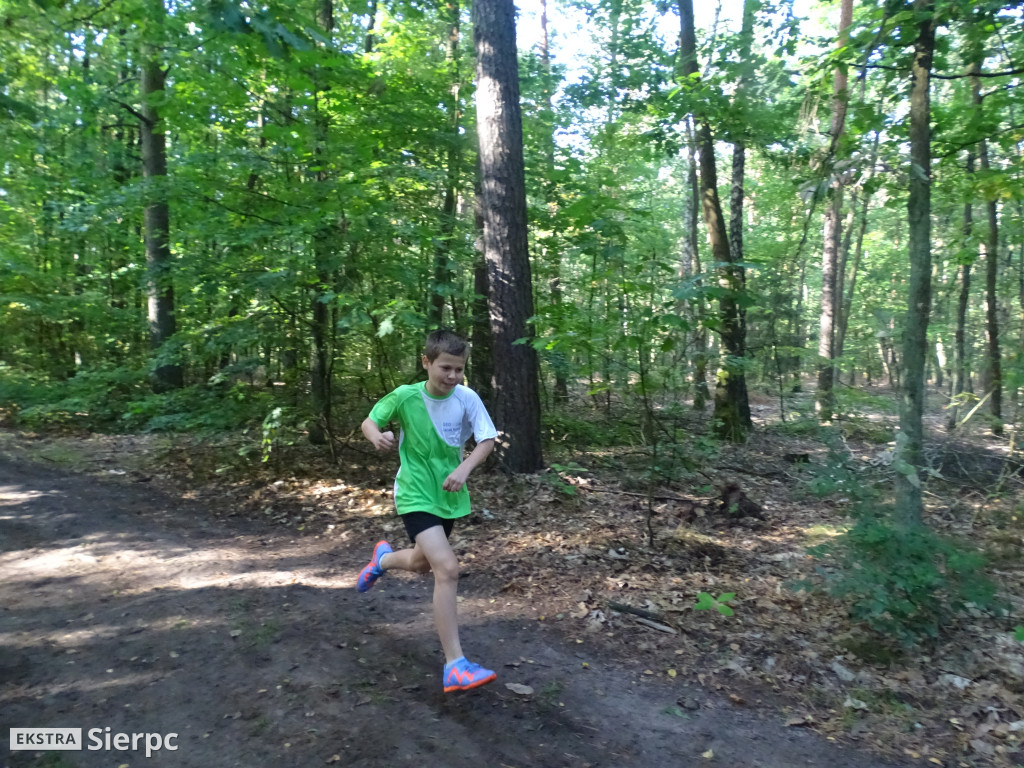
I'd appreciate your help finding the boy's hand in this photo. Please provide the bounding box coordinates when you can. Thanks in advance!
[373,431,396,452]
[442,467,470,493]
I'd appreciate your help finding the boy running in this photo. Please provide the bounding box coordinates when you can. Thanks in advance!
[357,329,498,692]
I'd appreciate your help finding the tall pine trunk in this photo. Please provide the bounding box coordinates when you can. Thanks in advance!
[473,0,543,472]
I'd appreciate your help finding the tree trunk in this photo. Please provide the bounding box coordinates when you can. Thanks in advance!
[948,149,975,431]
[678,0,749,441]
[816,0,853,421]
[896,0,935,525]
[836,131,880,365]
[817,188,841,418]
[429,0,462,328]
[140,0,182,393]
[365,0,377,53]
[473,0,543,472]
[971,64,1003,435]
[683,118,709,410]
[728,0,755,268]
[540,0,569,404]
[309,0,335,445]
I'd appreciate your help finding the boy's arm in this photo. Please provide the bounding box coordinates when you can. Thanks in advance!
[361,417,396,452]
[442,438,495,493]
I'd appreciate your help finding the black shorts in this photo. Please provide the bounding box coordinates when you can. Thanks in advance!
[401,511,455,544]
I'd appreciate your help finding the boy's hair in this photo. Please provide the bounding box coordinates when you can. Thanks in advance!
[424,328,469,361]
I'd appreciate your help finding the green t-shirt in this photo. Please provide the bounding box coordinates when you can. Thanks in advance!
[368,382,497,519]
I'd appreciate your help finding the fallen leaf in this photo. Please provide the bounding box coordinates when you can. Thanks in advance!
[326,755,341,764]
[667,669,677,678]
[702,749,714,759]
[505,683,534,696]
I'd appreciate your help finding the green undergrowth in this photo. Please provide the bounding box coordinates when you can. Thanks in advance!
[0,363,278,434]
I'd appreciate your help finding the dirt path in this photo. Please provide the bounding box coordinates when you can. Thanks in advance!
[0,456,910,768]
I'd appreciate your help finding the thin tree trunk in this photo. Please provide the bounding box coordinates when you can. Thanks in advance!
[541,0,569,404]
[895,0,935,525]
[725,0,755,428]
[140,0,182,393]
[678,0,749,441]
[816,0,853,421]
[473,0,543,471]
[948,149,975,431]
[365,0,377,52]
[836,130,880,365]
[429,0,462,328]
[683,118,709,410]
[309,0,335,445]
[971,64,1003,434]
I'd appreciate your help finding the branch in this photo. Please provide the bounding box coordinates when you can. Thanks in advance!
[199,194,284,225]
[56,0,119,28]
[934,122,1024,159]
[932,66,1024,80]
[113,99,149,125]
[863,63,1024,79]
[585,487,716,503]
[241,187,316,210]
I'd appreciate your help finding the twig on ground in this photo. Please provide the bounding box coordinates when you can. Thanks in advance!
[587,487,715,503]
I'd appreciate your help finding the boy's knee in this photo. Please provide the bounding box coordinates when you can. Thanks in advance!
[432,557,459,583]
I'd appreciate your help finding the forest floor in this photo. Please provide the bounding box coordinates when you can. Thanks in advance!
[1,385,1022,768]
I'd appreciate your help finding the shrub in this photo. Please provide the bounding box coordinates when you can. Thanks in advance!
[3,365,148,431]
[810,511,997,647]
[122,383,273,433]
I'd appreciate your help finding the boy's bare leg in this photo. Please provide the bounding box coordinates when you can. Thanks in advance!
[378,546,430,574]
[390,526,463,663]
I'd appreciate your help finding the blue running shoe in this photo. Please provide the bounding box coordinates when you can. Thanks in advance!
[356,540,392,592]
[443,657,496,692]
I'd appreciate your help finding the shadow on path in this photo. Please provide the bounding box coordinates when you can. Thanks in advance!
[0,457,909,768]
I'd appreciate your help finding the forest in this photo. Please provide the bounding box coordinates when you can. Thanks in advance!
[1,0,1024,761]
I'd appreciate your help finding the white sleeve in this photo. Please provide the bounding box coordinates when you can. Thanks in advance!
[462,388,498,442]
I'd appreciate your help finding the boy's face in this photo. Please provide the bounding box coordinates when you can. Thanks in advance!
[422,352,467,397]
